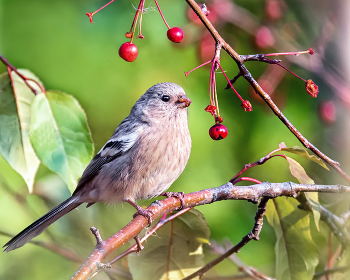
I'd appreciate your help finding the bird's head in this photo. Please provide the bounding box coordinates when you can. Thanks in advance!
[132,83,191,122]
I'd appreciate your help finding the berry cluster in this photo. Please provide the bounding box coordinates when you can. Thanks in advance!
[86,0,184,62]
[87,2,320,141]
[186,41,317,140]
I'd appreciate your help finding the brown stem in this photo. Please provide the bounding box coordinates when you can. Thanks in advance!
[0,55,45,95]
[90,227,104,245]
[185,0,241,62]
[210,241,274,280]
[185,0,350,183]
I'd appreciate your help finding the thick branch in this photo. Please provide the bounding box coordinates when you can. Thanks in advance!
[71,182,350,279]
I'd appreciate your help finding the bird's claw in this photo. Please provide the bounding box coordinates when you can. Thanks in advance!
[161,191,186,210]
[133,208,153,226]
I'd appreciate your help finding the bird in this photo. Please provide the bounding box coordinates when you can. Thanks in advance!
[3,82,192,252]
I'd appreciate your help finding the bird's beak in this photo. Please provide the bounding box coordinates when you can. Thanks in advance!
[177,96,192,108]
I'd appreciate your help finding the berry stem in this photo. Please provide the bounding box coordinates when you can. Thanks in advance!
[265,48,314,57]
[154,0,170,29]
[86,0,116,23]
[184,60,212,77]
[275,61,306,82]
[93,0,115,14]
[214,77,221,119]
[137,0,146,39]
[262,57,307,82]
[209,59,216,106]
[232,177,263,185]
[129,0,145,43]
[217,62,244,102]
[128,4,141,35]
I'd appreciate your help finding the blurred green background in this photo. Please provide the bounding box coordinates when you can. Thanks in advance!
[1,0,349,279]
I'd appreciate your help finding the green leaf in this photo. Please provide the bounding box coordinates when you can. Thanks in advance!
[304,192,320,231]
[284,156,320,229]
[279,143,329,171]
[128,209,210,280]
[265,198,319,280]
[285,156,314,185]
[29,91,94,192]
[0,70,41,192]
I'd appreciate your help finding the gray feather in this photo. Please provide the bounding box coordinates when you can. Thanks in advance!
[3,196,81,252]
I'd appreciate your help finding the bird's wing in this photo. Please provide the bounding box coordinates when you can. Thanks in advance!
[73,125,142,194]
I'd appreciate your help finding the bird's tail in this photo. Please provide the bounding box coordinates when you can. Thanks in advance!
[3,196,82,252]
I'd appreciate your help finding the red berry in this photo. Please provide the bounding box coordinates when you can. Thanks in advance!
[265,0,284,21]
[255,26,275,49]
[119,42,138,62]
[318,100,336,125]
[209,124,228,140]
[199,33,216,63]
[167,27,184,43]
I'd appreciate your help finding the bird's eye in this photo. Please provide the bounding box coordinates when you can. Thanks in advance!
[161,95,170,102]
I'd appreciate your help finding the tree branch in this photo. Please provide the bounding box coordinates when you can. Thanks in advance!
[185,0,350,183]
[70,182,350,279]
[210,241,275,280]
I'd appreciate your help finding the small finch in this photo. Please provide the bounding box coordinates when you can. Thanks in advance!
[3,82,192,252]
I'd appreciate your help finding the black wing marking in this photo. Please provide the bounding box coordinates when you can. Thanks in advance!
[73,144,123,194]
[73,127,141,194]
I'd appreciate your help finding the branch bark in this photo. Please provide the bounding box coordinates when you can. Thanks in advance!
[70,182,350,279]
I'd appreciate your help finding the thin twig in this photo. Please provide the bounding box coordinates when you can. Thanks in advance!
[313,266,350,279]
[185,0,350,183]
[211,240,275,280]
[87,208,193,278]
[109,207,193,264]
[182,197,270,280]
[0,55,45,94]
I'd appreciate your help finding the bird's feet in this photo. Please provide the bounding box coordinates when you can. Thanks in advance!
[160,191,186,210]
[125,199,153,226]
[132,207,153,226]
